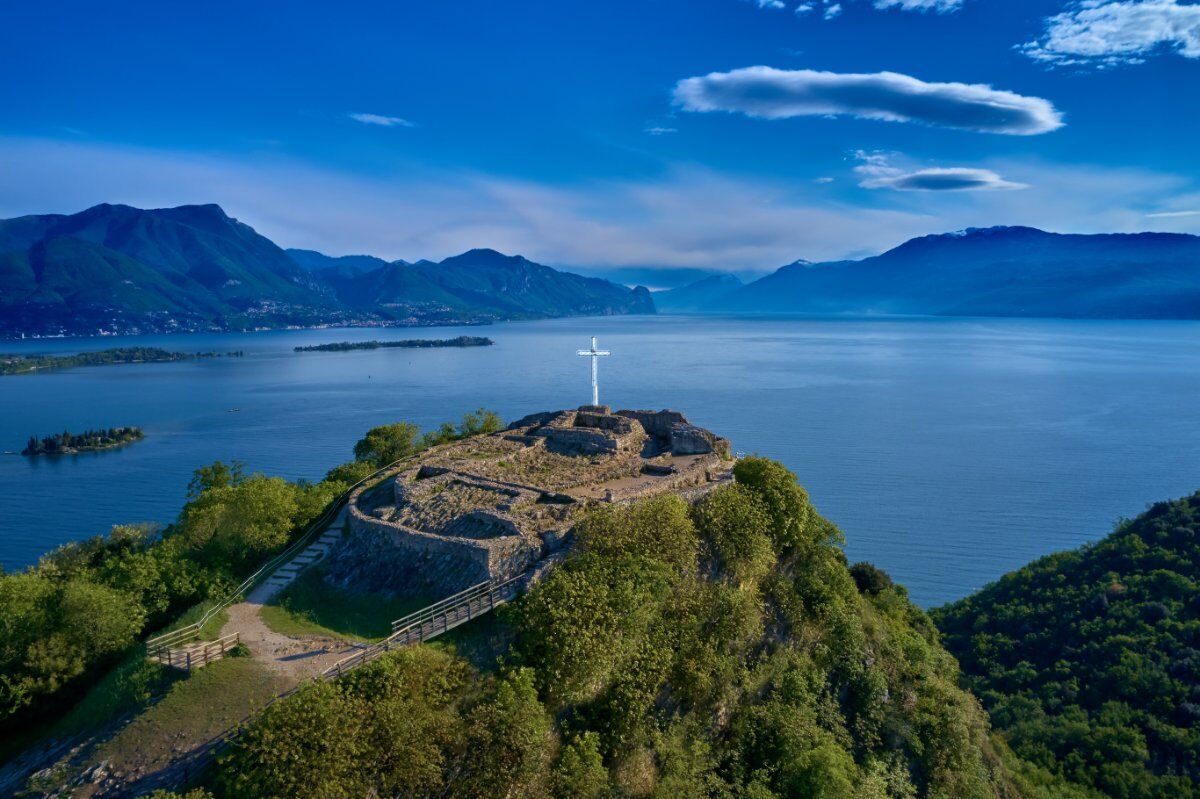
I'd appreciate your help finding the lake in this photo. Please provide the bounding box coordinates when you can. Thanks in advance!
[2,315,1197,607]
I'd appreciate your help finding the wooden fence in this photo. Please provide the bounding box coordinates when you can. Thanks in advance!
[152,632,242,671]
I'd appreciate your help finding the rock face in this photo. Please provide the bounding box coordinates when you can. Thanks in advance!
[328,406,733,596]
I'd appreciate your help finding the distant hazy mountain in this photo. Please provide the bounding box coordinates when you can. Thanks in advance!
[654,273,742,312]
[307,248,654,323]
[0,204,654,336]
[721,227,1200,319]
[286,248,397,276]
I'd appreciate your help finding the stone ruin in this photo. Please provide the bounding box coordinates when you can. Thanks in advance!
[325,406,732,597]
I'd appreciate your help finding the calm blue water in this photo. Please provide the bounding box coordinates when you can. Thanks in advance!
[2,315,1198,607]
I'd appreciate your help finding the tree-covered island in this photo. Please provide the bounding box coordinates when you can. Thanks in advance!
[22,427,145,456]
[0,347,243,376]
[293,335,494,352]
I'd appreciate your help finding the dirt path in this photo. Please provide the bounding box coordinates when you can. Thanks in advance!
[217,507,362,681]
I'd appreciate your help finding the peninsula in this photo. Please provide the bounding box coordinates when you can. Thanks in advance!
[0,347,242,376]
[22,426,145,455]
[293,335,493,353]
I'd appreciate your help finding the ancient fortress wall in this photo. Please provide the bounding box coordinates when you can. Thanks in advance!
[330,407,733,596]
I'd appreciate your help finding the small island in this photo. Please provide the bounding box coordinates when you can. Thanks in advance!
[23,427,145,456]
[1,347,243,376]
[293,336,494,353]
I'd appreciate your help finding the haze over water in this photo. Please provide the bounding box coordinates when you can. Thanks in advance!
[2,315,1197,607]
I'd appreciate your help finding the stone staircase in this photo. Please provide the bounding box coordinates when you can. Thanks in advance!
[261,527,343,593]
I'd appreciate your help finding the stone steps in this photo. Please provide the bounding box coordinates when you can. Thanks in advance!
[260,528,343,592]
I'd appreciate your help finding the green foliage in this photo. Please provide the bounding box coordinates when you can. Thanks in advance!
[732,456,836,556]
[420,407,506,448]
[691,485,776,588]
[323,459,377,486]
[850,561,894,595]
[189,459,1035,798]
[934,491,1200,799]
[0,347,222,376]
[454,668,554,799]
[0,462,333,732]
[353,421,422,466]
[179,475,300,568]
[294,335,493,352]
[187,460,244,499]
[216,679,365,798]
[22,426,143,455]
[555,732,610,799]
[217,647,469,799]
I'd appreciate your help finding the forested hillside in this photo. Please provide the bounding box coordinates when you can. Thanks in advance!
[935,492,1200,799]
[189,459,1044,798]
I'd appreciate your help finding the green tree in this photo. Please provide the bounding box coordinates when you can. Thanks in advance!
[353,421,421,466]
[179,475,300,566]
[187,460,245,499]
[217,680,366,798]
[691,485,775,588]
[555,732,610,799]
[455,668,554,799]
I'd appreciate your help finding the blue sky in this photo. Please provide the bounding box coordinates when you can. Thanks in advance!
[1,0,1197,273]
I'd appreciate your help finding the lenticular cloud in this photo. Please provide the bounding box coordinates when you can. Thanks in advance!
[673,67,1064,135]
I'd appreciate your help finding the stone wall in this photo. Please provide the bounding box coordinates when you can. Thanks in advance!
[335,481,541,595]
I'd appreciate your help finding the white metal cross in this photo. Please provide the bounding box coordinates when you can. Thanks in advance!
[576,336,611,406]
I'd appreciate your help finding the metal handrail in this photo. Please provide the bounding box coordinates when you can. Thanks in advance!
[145,454,421,654]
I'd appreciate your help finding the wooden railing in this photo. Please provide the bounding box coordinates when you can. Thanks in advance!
[152,632,242,671]
[321,574,524,679]
[144,454,424,658]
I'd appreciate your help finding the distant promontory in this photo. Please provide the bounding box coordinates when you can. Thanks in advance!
[1,347,242,376]
[294,336,494,353]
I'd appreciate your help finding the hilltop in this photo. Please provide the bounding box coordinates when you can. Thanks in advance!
[0,408,1058,798]
[0,204,653,337]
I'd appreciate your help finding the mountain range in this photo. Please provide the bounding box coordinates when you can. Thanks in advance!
[3,204,1199,337]
[0,204,653,336]
[699,226,1200,319]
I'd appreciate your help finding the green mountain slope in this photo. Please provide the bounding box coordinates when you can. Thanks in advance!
[206,459,1041,799]
[933,492,1200,799]
[0,203,337,334]
[0,205,655,335]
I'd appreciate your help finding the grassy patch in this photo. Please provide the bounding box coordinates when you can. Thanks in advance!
[89,656,288,782]
[259,567,433,642]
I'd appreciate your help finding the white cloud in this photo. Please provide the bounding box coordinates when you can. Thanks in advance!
[853,150,1027,191]
[646,126,678,135]
[815,176,836,183]
[824,3,844,18]
[0,137,1191,269]
[1146,209,1200,218]
[673,67,1065,135]
[1023,0,1200,66]
[874,0,964,11]
[795,3,815,13]
[863,167,1027,191]
[348,112,415,128]
[752,0,787,7]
